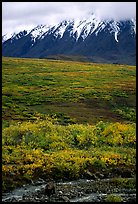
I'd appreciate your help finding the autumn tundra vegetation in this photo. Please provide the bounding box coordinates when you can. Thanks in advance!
[2,57,136,192]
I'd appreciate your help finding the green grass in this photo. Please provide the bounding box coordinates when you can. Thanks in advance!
[2,57,136,192]
[2,57,136,125]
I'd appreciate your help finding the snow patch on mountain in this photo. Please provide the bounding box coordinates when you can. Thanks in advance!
[30,25,51,43]
[108,21,120,42]
[95,22,106,35]
[114,32,118,42]
[2,13,136,44]
[72,19,87,40]
[2,30,30,43]
[71,14,102,40]
[52,20,71,38]
[2,33,16,43]
[131,18,136,34]
[81,22,92,39]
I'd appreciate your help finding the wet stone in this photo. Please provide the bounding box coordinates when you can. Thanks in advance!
[61,196,70,202]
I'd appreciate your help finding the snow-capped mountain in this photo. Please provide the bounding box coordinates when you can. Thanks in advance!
[2,13,136,65]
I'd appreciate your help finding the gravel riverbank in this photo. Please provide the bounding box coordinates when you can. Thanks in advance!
[2,178,136,202]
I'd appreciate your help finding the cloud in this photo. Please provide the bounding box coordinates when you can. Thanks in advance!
[93,2,136,20]
[2,2,136,35]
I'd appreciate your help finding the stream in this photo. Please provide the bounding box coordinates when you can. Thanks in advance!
[2,178,136,202]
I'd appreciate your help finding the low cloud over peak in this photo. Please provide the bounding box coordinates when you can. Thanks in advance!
[2,2,136,35]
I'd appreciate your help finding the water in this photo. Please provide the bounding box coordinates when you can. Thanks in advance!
[2,178,136,202]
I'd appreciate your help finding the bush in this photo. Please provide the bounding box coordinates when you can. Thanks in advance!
[105,194,122,202]
[2,119,136,192]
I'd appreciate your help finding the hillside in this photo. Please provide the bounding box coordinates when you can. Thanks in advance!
[2,57,136,126]
[2,57,136,193]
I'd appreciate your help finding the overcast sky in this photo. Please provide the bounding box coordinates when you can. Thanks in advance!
[2,2,136,35]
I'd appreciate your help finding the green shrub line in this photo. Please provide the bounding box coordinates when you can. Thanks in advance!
[2,118,136,192]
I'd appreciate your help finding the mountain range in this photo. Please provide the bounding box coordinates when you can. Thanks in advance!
[2,13,136,65]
